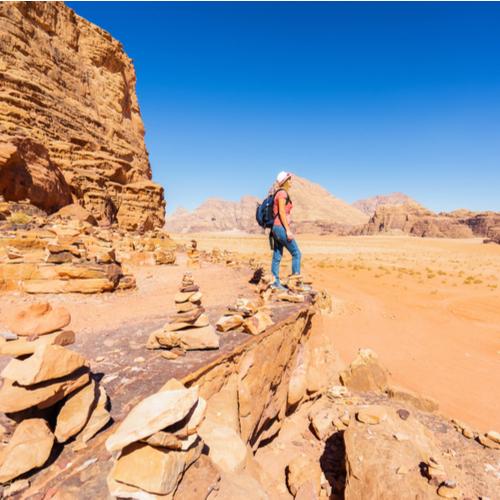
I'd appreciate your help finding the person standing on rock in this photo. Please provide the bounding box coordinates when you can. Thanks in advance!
[270,171,302,290]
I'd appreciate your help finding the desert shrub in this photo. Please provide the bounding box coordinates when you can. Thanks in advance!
[8,211,32,225]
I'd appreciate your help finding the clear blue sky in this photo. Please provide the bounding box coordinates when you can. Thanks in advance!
[67,2,500,214]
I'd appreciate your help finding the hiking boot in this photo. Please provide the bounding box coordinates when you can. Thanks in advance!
[270,281,287,291]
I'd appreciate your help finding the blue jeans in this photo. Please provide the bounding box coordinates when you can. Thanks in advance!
[271,225,301,283]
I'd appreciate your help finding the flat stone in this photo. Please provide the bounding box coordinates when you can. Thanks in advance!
[1,344,88,386]
[73,385,111,449]
[216,314,244,332]
[356,406,388,425]
[0,368,90,413]
[161,351,178,360]
[112,440,203,495]
[242,311,274,335]
[164,313,209,332]
[176,301,197,313]
[107,463,172,499]
[189,291,202,303]
[105,386,199,452]
[486,430,500,444]
[0,418,54,483]
[170,307,204,324]
[142,431,198,451]
[477,434,500,450]
[7,302,71,336]
[178,326,219,350]
[55,379,97,443]
[174,291,195,304]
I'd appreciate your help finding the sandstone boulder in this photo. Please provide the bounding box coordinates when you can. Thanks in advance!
[50,204,97,226]
[216,314,244,332]
[111,439,203,495]
[0,329,75,357]
[7,302,71,336]
[73,384,111,450]
[0,368,90,413]
[344,405,446,499]
[105,386,199,452]
[0,418,54,484]
[242,311,274,336]
[55,379,98,443]
[1,344,88,386]
[198,422,248,473]
[340,348,390,392]
[155,326,220,351]
[286,454,322,497]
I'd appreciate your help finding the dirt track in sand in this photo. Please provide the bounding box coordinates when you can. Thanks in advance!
[174,233,500,431]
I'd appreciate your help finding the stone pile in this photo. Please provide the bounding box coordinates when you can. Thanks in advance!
[147,273,219,356]
[106,378,207,498]
[216,297,274,335]
[187,240,200,268]
[0,202,178,294]
[0,303,110,485]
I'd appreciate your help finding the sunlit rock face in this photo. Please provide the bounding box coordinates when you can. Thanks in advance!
[0,2,165,230]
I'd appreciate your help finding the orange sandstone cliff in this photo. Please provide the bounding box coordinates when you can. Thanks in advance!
[0,2,165,231]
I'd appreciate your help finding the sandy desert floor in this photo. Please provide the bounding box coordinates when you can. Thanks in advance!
[173,233,500,431]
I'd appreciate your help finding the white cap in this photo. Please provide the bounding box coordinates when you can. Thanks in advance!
[276,171,292,185]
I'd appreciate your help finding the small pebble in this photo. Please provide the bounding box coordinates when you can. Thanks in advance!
[397,408,410,420]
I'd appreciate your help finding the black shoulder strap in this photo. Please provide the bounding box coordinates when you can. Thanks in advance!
[274,188,291,205]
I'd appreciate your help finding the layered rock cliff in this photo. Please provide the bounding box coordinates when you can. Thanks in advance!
[360,203,500,240]
[0,2,165,231]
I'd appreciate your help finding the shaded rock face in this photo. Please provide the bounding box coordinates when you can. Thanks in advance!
[0,2,165,230]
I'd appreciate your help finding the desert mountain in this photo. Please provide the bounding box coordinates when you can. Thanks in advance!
[165,175,369,233]
[353,192,418,216]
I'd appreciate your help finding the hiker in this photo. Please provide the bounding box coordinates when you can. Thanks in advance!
[270,171,301,289]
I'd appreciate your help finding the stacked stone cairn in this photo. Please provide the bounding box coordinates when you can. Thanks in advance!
[187,240,200,268]
[216,297,274,335]
[147,273,219,356]
[106,378,206,498]
[0,302,110,486]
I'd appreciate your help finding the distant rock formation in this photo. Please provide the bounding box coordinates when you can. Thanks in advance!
[165,175,369,233]
[353,192,417,216]
[0,2,165,231]
[165,196,261,233]
[360,203,500,240]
